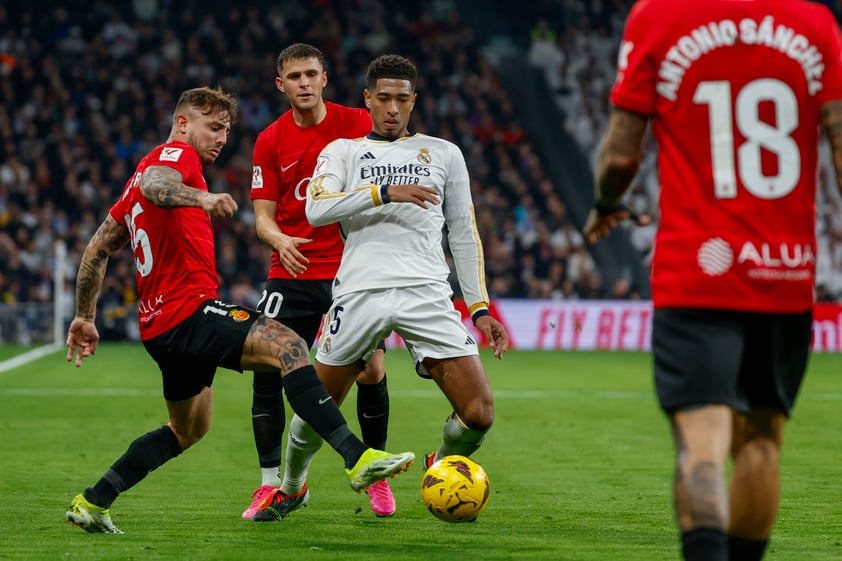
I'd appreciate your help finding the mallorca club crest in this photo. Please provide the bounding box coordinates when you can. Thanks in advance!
[228,308,251,322]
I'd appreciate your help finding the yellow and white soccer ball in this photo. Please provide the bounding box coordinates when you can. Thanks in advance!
[421,455,490,523]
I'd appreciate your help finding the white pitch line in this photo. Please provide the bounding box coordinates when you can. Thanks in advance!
[0,344,62,373]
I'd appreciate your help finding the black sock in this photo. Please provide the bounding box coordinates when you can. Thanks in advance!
[682,527,728,561]
[251,371,285,467]
[282,365,367,469]
[356,374,389,450]
[86,425,182,508]
[728,535,768,561]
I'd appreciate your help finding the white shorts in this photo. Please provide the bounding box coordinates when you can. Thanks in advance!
[315,283,479,376]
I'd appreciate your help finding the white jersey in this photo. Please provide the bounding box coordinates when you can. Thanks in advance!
[306,132,489,314]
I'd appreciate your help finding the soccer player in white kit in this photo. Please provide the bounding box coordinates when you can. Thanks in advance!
[270,55,510,508]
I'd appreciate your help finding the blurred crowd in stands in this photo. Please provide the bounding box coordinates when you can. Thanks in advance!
[1,0,841,341]
[526,0,842,302]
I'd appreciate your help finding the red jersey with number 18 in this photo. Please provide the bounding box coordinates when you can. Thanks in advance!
[251,101,372,280]
[110,141,219,340]
[612,0,842,312]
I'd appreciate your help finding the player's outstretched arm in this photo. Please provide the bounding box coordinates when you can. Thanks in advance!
[584,107,648,244]
[821,99,842,197]
[67,215,130,367]
[141,165,238,218]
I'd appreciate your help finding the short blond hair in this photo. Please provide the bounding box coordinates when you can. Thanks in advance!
[174,86,238,122]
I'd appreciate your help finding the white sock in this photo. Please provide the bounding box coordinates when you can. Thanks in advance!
[281,414,323,495]
[439,413,487,458]
[260,466,281,488]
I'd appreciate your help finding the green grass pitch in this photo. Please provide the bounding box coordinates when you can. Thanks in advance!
[0,345,840,560]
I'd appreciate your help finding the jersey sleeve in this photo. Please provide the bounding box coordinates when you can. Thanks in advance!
[442,144,489,314]
[109,171,140,227]
[609,0,659,116]
[305,139,387,226]
[148,144,203,184]
[109,189,132,228]
[251,129,280,202]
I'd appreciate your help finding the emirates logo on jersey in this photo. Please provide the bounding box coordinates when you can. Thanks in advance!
[697,238,733,276]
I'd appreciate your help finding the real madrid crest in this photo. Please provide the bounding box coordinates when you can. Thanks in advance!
[417,148,432,164]
[321,336,331,354]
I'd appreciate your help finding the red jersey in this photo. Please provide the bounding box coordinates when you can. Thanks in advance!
[110,141,219,340]
[251,101,372,280]
[612,0,842,312]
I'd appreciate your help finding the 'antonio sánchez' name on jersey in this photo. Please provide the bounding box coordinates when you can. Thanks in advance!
[305,133,489,315]
[612,0,842,313]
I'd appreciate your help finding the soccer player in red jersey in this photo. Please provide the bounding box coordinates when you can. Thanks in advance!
[64,86,413,534]
[245,43,395,520]
[584,1,842,560]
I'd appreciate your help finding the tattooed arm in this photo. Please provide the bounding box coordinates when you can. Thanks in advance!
[140,165,239,218]
[583,107,649,243]
[821,100,842,197]
[66,215,130,367]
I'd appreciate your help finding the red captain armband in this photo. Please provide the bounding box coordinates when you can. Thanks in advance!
[471,309,490,325]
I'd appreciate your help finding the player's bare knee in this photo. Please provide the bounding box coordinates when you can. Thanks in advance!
[245,318,311,374]
[737,437,780,470]
[458,402,494,432]
[168,424,208,449]
[275,335,311,375]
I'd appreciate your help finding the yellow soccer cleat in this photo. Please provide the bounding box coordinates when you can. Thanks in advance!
[66,493,123,534]
[346,448,414,492]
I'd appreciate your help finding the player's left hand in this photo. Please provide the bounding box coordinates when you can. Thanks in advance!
[583,204,651,244]
[475,315,509,359]
[202,192,239,218]
[275,233,312,277]
[66,317,100,368]
[386,184,440,208]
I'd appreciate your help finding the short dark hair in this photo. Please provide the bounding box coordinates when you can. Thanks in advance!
[277,43,326,75]
[365,54,417,92]
[175,86,238,122]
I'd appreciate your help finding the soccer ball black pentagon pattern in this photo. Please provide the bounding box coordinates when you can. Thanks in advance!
[420,455,490,523]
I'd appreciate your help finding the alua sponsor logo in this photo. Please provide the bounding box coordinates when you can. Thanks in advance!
[697,238,815,276]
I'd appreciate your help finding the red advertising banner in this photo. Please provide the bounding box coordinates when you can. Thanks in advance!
[381,300,842,353]
[812,302,842,352]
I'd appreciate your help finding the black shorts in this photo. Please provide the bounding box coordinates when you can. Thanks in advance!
[143,299,260,401]
[653,307,812,416]
[258,279,333,347]
[257,278,386,353]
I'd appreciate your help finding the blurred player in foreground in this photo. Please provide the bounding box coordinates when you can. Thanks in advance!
[584,1,842,560]
[246,43,395,520]
[64,86,413,534]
